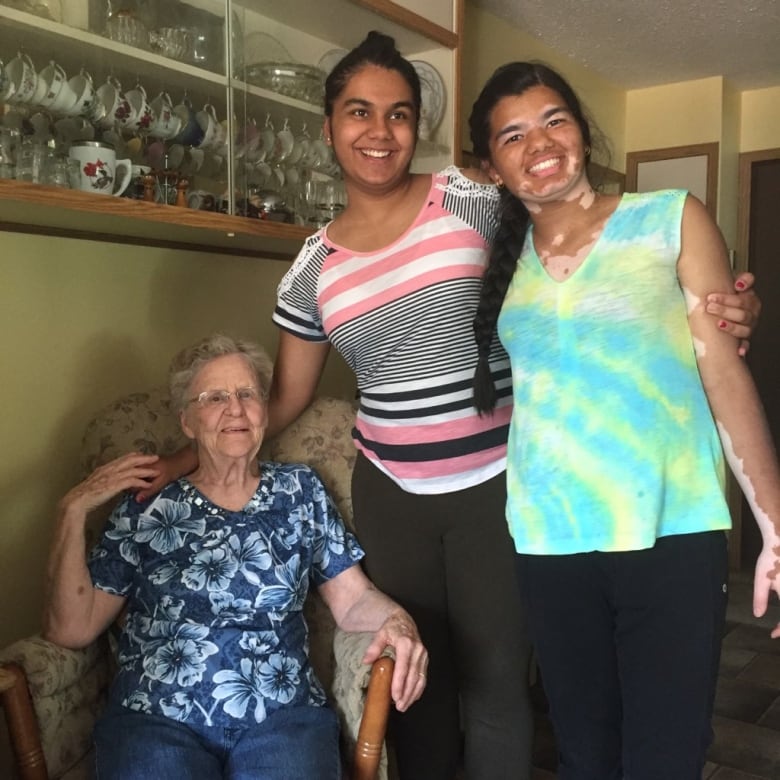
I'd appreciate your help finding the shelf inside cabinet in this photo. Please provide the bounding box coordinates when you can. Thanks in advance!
[0,179,310,258]
[233,0,457,52]
[233,80,324,130]
[0,6,225,95]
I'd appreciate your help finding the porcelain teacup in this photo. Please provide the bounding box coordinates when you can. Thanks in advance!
[0,57,11,102]
[171,97,204,147]
[252,116,276,163]
[116,83,152,133]
[63,69,96,119]
[147,90,181,140]
[37,61,77,114]
[5,51,38,105]
[272,121,295,164]
[165,143,186,170]
[68,140,132,196]
[179,146,204,176]
[187,189,216,210]
[195,102,225,151]
[143,138,165,169]
[95,76,124,129]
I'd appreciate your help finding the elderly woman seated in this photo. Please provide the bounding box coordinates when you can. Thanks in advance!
[42,334,427,780]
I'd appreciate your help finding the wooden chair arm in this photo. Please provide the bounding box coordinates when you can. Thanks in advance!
[0,662,48,780]
[351,655,395,780]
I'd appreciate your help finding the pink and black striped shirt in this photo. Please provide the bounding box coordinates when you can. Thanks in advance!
[273,167,512,494]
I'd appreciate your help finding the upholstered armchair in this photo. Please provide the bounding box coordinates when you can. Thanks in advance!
[0,391,393,780]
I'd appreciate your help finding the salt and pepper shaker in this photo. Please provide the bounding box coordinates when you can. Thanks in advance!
[175,176,189,207]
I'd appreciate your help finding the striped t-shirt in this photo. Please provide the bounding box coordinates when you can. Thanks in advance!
[499,189,732,554]
[273,166,512,494]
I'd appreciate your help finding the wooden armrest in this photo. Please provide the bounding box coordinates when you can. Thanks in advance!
[351,655,395,780]
[0,662,48,780]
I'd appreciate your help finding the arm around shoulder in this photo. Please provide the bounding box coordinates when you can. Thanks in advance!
[267,330,331,438]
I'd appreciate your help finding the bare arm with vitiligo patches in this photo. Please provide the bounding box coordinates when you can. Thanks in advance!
[678,195,780,637]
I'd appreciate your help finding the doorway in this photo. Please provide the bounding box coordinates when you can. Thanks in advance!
[733,148,780,571]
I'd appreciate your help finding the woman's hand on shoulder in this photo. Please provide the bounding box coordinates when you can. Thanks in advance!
[706,271,762,356]
[679,195,759,357]
[60,452,160,520]
[362,609,428,712]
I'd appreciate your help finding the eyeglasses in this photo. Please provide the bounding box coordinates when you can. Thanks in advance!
[187,387,265,409]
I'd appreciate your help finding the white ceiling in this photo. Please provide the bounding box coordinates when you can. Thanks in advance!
[471,0,780,90]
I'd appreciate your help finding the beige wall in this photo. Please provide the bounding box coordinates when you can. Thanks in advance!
[741,86,780,152]
[625,77,725,150]
[0,232,354,650]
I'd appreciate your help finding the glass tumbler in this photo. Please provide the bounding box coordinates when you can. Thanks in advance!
[15,139,53,184]
[0,126,21,179]
[42,155,79,188]
[105,10,150,49]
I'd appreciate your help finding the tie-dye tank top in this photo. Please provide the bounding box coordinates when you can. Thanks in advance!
[498,189,731,555]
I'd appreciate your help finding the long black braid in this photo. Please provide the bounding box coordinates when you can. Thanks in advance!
[468,61,598,413]
[472,191,530,413]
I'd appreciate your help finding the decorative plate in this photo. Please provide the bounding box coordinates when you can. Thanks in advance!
[317,48,349,76]
[243,32,292,65]
[411,60,446,136]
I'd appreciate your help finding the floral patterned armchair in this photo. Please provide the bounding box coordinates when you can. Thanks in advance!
[0,391,393,780]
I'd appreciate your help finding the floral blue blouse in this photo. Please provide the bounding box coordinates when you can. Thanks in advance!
[88,462,365,728]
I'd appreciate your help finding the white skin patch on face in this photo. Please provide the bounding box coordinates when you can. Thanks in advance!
[551,234,564,247]
[718,422,773,540]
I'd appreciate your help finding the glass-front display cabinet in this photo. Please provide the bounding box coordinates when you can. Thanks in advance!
[0,0,462,256]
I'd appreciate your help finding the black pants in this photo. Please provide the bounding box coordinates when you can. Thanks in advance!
[517,531,728,780]
[351,453,534,780]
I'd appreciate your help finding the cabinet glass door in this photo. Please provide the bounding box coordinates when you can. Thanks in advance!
[0,0,457,230]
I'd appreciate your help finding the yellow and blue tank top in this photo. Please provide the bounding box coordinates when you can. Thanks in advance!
[498,189,731,555]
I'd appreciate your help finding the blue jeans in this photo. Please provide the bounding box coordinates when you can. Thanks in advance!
[93,701,341,780]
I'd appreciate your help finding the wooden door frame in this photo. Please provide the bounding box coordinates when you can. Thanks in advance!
[735,148,780,273]
[626,142,719,219]
[729,147,780,571]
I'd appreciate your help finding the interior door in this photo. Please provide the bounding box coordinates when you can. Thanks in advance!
[736,151,780,570]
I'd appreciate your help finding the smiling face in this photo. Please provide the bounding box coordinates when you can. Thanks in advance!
[486,84,591,207]
[180,354,267,462]
[323,64,418,196]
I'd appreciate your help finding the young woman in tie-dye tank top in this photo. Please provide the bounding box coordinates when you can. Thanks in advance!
[469,61,780,780]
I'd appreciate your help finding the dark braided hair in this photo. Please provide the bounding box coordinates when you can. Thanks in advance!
[468,62,596,413]
[324,31,421,133]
